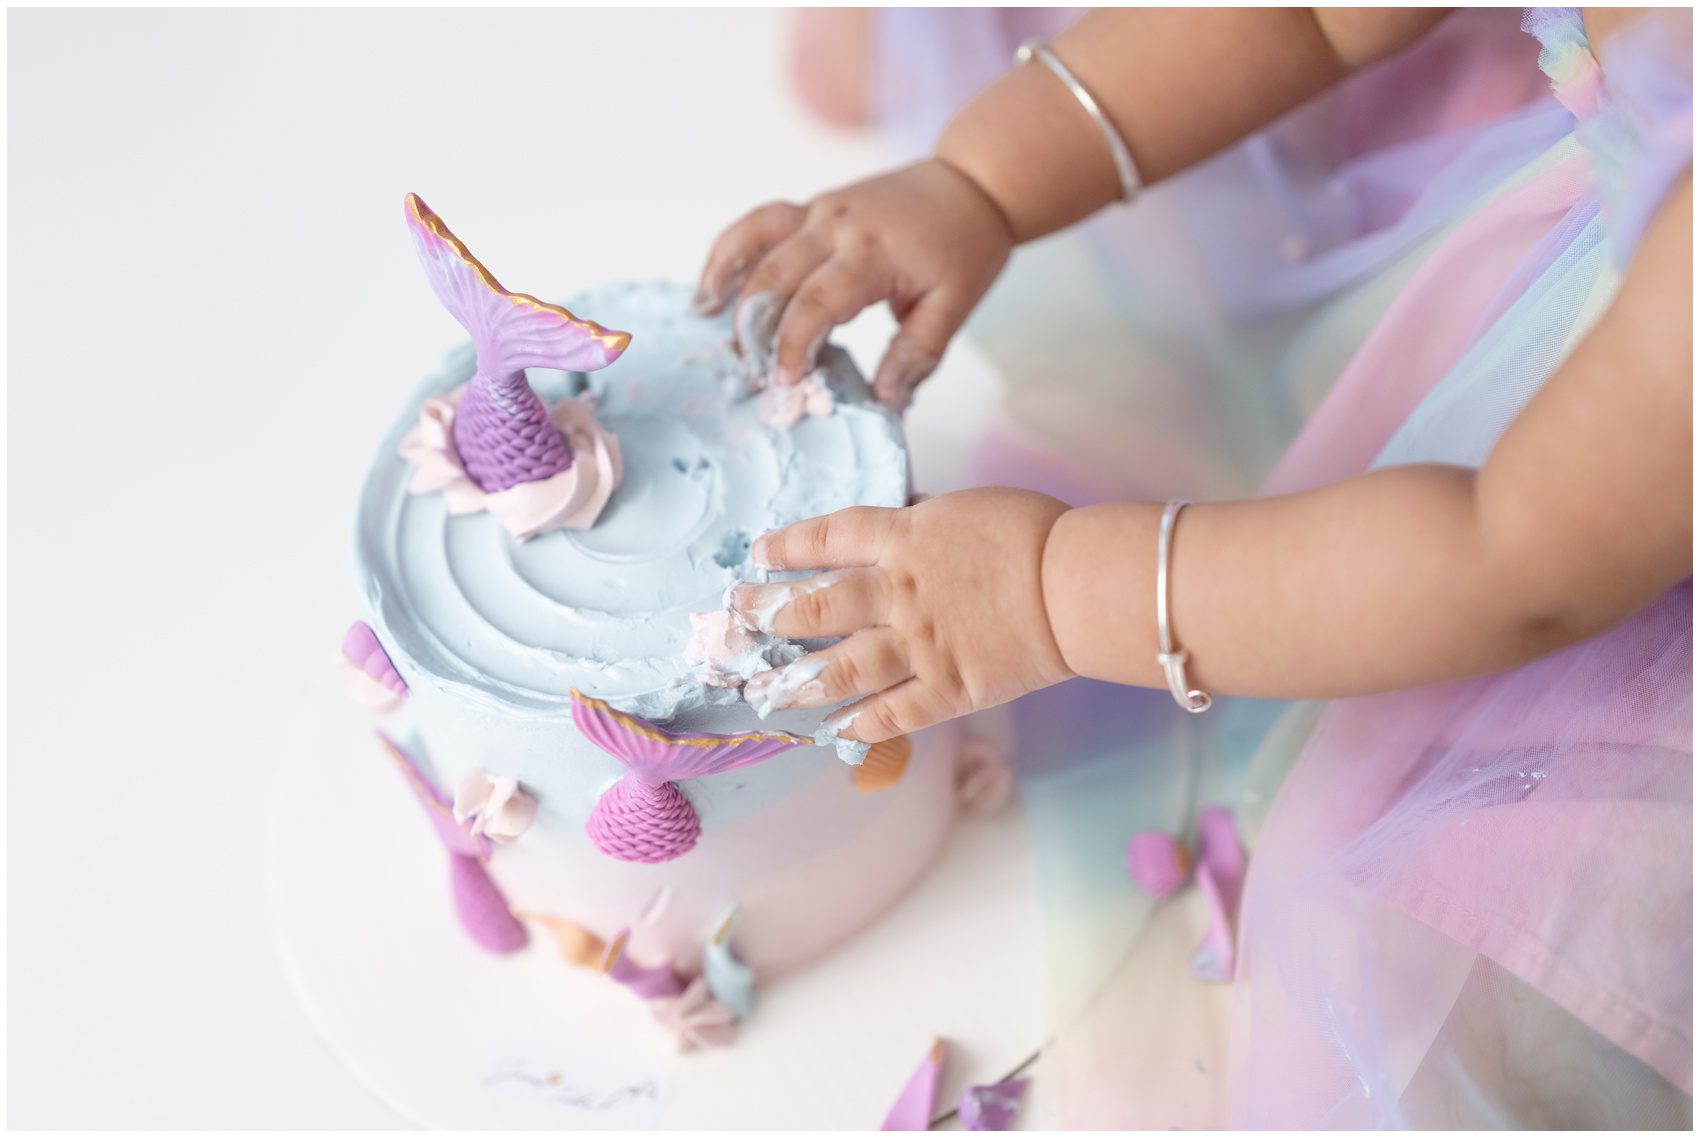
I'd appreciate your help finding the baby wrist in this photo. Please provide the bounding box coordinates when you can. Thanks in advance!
[927,153,1019,248]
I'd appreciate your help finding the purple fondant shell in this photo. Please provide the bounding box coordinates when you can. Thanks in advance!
[342,621,408,697]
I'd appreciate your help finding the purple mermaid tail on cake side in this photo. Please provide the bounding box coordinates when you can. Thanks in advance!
[377,732,527,953]
[398,195,630,539]
[571,690,808,864]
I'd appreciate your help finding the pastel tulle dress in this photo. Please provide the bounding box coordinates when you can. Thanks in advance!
[864,7,1692,1128]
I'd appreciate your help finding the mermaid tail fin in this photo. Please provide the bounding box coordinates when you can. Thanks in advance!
[570,690,807,784]
[375,733,526,953]
[448,852,527,954]
[403,193,631,492]
[571,690,808,863]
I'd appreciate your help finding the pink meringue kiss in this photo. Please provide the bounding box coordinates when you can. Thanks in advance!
[399,387,623,541]
[452,768,539,844]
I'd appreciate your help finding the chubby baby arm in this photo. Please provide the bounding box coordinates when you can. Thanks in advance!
[697,9,1450,409]
[731,180,1691,742]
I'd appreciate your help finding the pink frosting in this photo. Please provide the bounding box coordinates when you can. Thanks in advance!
[649,976,738,1052]
[452,768,538,844]
[399,386,623,540]
[684,610,764,688]
[758,371,834,429]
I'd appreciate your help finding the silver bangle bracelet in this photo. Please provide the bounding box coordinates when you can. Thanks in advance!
[1014,38,1142,205]
[1157,500,1212,713]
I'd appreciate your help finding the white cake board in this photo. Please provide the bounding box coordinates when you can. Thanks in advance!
[262,694,1055,1129]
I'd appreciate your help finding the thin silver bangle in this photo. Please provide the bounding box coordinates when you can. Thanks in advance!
[1157,500,1212,713]
[1014,38,1142,205]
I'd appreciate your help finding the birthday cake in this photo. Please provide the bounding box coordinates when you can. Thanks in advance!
[343,195,1003,1049]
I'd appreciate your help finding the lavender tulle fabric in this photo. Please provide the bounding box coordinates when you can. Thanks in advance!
[867,7,1692,1127]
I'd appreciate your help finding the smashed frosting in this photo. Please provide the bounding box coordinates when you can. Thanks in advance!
[758,371,835,429]
[745,655,827,719]
[683,608,802,689]
[813,709,871,766]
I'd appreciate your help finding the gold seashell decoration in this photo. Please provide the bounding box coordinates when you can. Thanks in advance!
[516,911,606,968]
[853,734,913,792]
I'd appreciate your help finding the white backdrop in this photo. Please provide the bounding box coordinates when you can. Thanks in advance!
[8,8,1003,1126]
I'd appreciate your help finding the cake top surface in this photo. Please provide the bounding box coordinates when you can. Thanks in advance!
[356,280,908,721]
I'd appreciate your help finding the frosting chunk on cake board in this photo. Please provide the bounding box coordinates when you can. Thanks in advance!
[344,195,993,1051]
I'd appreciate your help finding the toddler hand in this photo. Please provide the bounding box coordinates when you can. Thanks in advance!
[694,159,1014,409]
[731,488,1074,743]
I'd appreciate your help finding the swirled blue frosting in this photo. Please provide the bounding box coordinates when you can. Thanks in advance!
[354,282,909,723]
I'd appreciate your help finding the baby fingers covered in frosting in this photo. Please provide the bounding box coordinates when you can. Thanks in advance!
[738,489,1076,745]
[743,629,911,714]
[731,569,891,638]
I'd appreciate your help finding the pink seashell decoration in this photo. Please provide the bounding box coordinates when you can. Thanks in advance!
[572,690,808,863]
[341,621,407,709]
[1126,830,1193,901]
[649,976,739,1053]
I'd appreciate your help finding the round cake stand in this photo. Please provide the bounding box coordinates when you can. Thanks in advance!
[262,697,1055,1129]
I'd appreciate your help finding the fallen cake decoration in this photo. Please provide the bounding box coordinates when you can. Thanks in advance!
[1126,830,1193,901]
[1122,805,1247,982]
[1189,806,1246,983]
[882,1037,948,1131]
[399,193,630,540]
[572,690,810,864]
[958,1077,1029,1131]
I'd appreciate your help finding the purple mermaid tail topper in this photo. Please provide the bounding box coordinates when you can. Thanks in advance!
[403,193,631,493]
[571,690,808,864]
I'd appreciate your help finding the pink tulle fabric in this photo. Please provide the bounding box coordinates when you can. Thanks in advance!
[1232,12,1693,1119]
[865,5,1692,1128]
